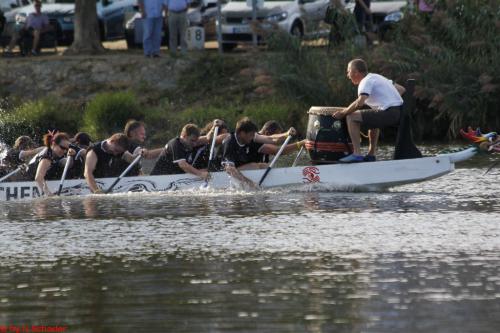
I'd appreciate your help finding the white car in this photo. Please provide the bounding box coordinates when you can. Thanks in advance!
[220,0,330,51]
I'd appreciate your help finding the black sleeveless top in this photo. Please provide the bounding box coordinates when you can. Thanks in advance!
[26,148,64,180]
[89,141,125,178]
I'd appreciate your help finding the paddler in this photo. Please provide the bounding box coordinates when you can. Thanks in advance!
[84,133,139,194]
[150,123,215,180]
[221,117,303,189]
[33,132,76,196]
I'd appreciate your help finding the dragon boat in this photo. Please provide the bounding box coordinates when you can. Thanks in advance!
[0,147,477,201]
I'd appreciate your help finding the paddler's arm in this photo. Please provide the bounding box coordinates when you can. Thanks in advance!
[84,150,102,194]
[178,160,209,180]
[141,147,164,159]
[259,139,306,155]
[225,163,258,189]
[19,146,45,162]
[333,94,369,119]
[255,128,297,144]
[35,158,52,196]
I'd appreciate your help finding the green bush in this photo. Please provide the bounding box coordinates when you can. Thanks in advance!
[0,97,80,145]
[82,91,144,140]
[371,0,500,138]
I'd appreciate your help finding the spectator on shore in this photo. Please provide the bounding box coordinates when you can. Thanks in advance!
[415,0,434,13]
[325,0,354,47]
[165,0,189,56]
[354,0,371,33]
[139,0,167,58]
[6,0,51,56]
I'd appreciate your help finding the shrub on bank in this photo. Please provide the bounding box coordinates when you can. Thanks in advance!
[0,97,80,145]
[82,91,144,140]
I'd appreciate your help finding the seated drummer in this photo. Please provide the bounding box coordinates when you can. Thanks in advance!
[150,124,209,181]
[84,133,137,194]
[333,58,406,163]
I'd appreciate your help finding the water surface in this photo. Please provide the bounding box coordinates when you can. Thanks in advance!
[1,146,499,332]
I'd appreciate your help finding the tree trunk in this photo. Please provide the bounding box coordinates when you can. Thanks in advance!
[64,0,105,55]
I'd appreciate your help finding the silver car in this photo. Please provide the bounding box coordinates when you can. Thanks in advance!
[220,0,330,51]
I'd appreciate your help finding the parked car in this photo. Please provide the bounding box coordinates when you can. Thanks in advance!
[0,0,26,13]
[124,0,219,49]
[220,0,330,52]
[97,0,136,40]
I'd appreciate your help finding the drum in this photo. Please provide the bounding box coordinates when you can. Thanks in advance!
[306,106,353,164]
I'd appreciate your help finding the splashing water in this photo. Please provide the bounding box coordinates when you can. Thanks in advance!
[0,140,9,162]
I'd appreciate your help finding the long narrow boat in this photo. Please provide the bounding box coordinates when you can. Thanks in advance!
[0,148,476,201]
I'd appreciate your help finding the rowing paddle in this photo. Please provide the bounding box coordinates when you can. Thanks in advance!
[56,155,72,196]
[292,145,305,167]
[258,135,292,187]
[0,165,24,183]
[207,126,220,172]
[104,154,142,194]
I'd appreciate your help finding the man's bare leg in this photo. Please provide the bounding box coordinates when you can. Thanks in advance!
[367,129,379,156]
[32,30,41,53]
[346,111,363,155]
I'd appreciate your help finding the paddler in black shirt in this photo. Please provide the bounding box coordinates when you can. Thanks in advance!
[33,132,76,196]
[222,118,305,188]
[121,120,164,176]
[150,123,210,180]
[84,133,138,194]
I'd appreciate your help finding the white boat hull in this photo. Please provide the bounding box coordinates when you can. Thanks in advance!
[0,148,477,201]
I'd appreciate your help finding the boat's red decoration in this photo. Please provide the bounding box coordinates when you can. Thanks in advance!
[302,166,320,183]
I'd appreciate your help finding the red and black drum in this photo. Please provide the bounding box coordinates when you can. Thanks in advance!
[306,106,352,164]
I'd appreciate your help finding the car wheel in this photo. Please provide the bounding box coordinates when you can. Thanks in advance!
[125,31,139,49]
[99,20,106,41]
[290,21,303,38]
[222,43,237,52]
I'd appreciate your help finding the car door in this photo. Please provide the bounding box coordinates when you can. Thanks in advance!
[99,0,134,39]
[299,0,329,36]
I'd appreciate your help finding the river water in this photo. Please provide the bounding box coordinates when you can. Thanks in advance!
[0,146,499,332]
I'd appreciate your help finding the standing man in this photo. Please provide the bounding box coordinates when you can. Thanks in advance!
[333,58,405,163]
[354,0,371,33]
[165,0,189,56]
[139,0,167,58]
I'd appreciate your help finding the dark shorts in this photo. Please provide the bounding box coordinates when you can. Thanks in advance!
[359,106,401,129]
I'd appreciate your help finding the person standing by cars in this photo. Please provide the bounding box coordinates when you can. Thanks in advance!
[165,0,189,56]
[354,0,371,33]
[139,0,167,57]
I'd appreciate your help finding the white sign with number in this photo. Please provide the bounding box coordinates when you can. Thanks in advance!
[186,26,205,50]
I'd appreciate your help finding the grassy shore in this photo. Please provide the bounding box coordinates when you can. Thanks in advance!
[1,0,498,147]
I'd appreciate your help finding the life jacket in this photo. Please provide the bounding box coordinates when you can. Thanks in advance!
[26,148,64,180]
[89,141,126,178]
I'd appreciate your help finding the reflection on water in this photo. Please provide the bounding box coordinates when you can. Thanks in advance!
[0,149,500,332]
